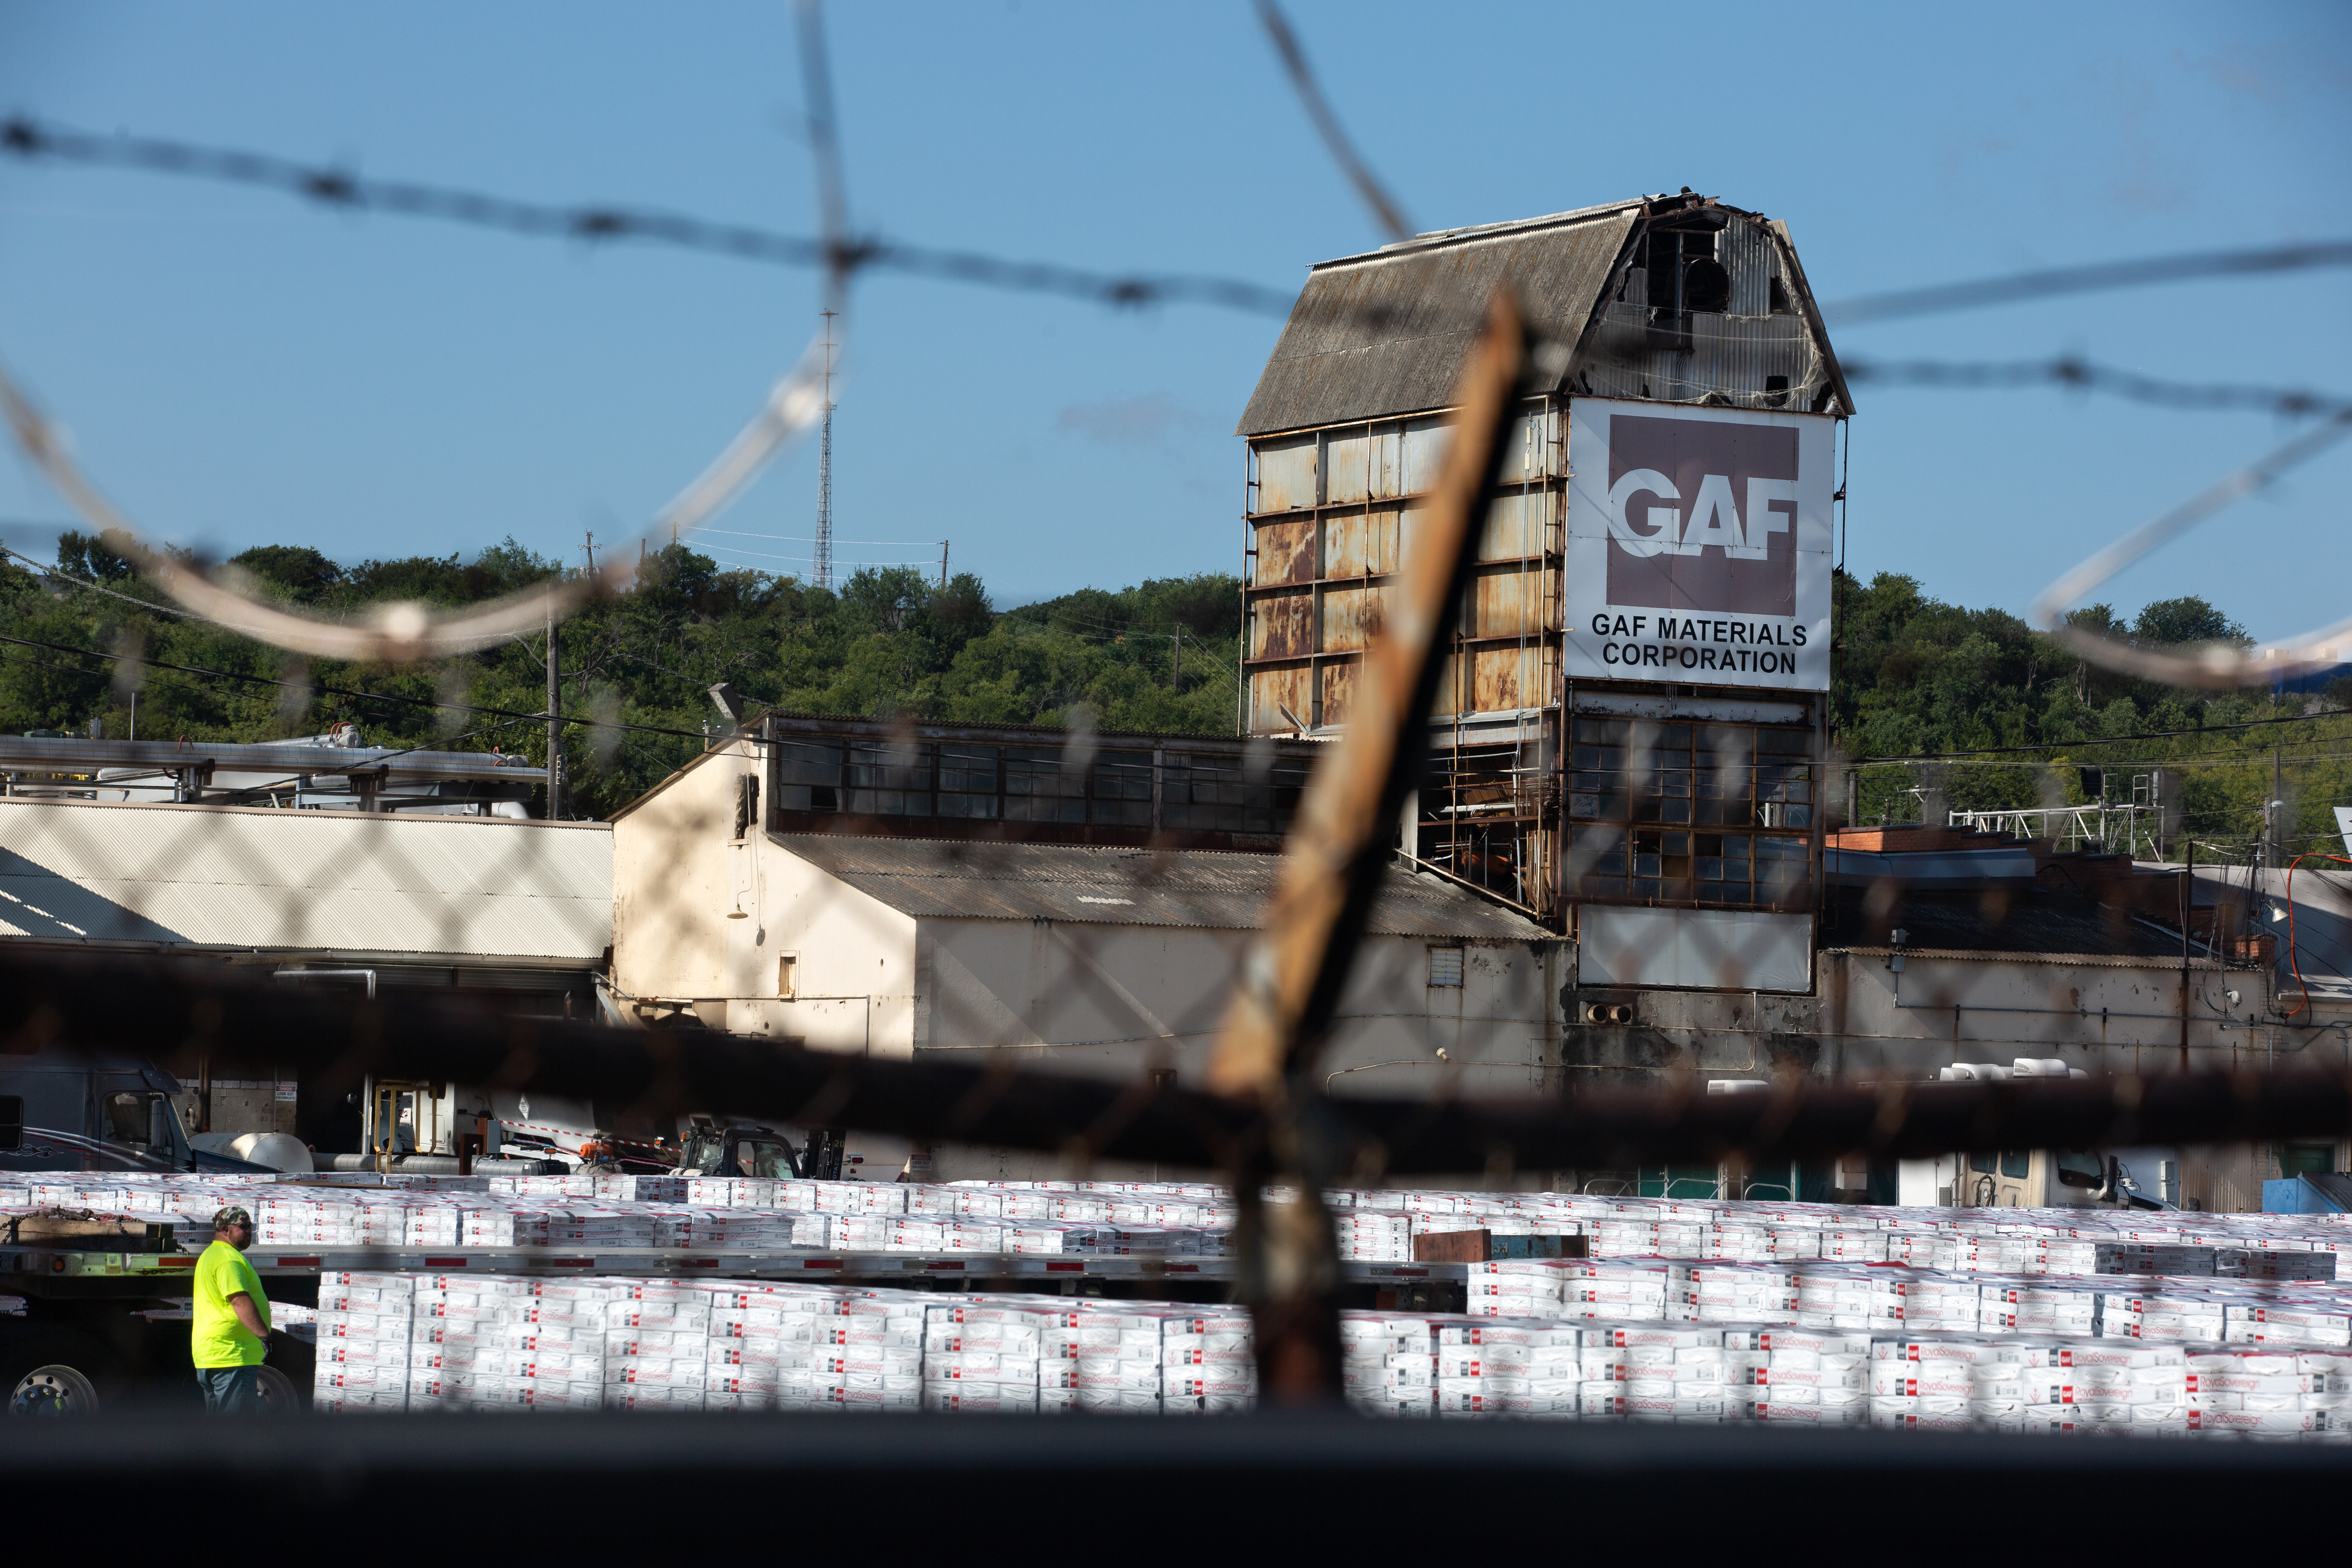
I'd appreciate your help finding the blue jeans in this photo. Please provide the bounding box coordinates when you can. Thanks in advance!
[197,1364,260,1414]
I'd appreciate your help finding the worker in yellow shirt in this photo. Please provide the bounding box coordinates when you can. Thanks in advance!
[192,1205,272,1412]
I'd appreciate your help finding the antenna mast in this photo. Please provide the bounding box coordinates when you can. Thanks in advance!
[816,308,837,592]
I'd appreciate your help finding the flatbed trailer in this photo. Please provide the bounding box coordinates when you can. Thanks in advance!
[1,1243,1468,1414]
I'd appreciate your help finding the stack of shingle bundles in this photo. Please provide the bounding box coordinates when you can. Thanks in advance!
[811,1288,924,1411]
[697,1283,807,1410]
[1466,1259,1572,1320]
[401,1202,463,1246]
[1573,1332,1629,1417]
[2018,1341,2189,1435]
[1682,1263,1797,1326]
[1160,1307,1256,1413]
[1433,1318,1581,1417]
[2106,1283,2229,1345]
[1610,1324,1733,1422]
[1330,1206,1412,1262]
[1339,1311,1434,1416]
[460,1206,560,1247]
[1866,1337,1990,1433]
[1793,1263,1906,1331]
[450,1276,612,1411]
[603,1281,714,1411]
[1895,1272,1980,1333]
[1038,1302,1170,1414]
[921,1296,1049,1412]
[2226,1290,2352,1348]
[1724,1327,1869,1425]
[2187,1347,2350,1437]
[409,1273,520,1410]
[312,1271,415,1411]
[1564,1259,1678,1323]
[590,1175,688,1203]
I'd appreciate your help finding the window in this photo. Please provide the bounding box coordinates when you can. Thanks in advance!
[1568,717,1813,907]
[1427,946,1464,988]
[777,955,798,1000]
[1968,1152,1996,1175]
[1999,1151,2030,1180]
[2279,1143,2336,1178]
[0,1094,19,1152]
[2056,1151,2105,1188]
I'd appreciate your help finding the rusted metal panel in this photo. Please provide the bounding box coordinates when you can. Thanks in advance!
[1249,661,1314,733]
[1255,435,1317,512]
[1254,517,1317,586]
[1478,489,1552,562]
[1470,643,1546,714]
[1322,425,1371,505]
[1428,651,1464,717]
[1251,589,1314,660]
[1399,415,1450,494]
[1320,582,1387,652]
[1322,508,1398,580]
[1318,657,1360,727]
[1472,566,1558,639]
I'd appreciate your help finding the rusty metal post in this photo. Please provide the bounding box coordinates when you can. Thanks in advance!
[1209,291,1528,1403]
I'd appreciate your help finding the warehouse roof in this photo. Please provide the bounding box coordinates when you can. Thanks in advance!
[0,797,610,963]
[771,833,1549,940]
[1235,193,1850,436]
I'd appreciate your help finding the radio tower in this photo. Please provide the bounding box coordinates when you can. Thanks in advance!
[815,308,837,592]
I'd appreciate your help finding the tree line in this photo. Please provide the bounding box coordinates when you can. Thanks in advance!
[1,533,2341,860]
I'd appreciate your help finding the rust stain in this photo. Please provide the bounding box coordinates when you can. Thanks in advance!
[1479,490,1552,562]
[1472,566,1558,638]
[1255,436,1316,513]
[1471,644,1544,713]
[1325,508,1399,579]
[1255,518,1317,586]
[1250,663,1314,733]
[1321,582,1386,653]
[1319,659,1359,727]
[1252,589,1314,659]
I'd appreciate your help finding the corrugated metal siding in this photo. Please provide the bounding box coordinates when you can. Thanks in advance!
[0,798,610,960]
[1236,207,1642,436]
[774,833,1548,939]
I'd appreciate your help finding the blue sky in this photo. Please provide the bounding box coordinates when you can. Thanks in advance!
[1,1,2346,638]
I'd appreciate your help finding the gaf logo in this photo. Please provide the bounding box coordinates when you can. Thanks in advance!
[1604,415,1799,617]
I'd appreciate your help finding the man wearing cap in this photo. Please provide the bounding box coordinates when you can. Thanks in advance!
[192,1206,272,1413]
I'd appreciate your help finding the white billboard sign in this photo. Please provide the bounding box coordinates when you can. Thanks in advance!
[1562,398,1835,693]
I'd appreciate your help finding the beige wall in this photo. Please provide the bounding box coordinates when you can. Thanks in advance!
[612,740,918,1057]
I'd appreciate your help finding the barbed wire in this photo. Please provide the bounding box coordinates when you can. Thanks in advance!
[1253,1,1413,245]
[1842,355,2352,421]
[1821,238,2352,325]
[0,114,1297,318]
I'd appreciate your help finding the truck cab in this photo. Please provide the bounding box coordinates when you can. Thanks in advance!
[0,1046,207,1172]
[674,1120,807,1180]
[1954,1148,2169,1209]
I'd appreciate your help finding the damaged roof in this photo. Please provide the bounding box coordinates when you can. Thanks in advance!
[1235,194,1851,437]
[770,833,1549,940]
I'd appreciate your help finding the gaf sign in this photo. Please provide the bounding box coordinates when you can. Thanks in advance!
[1561,398,1834,692]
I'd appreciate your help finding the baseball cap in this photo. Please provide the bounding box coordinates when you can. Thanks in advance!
[212,1206,253,1231]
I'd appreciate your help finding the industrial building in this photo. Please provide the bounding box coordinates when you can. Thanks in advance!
[0,743,609,1154]
[609,712,1565,1179]
[1235,191,1847,992]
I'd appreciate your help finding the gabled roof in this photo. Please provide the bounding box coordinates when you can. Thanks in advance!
[1235,194,1852,437]
[771,833,1549,940]
[0,797,610,963]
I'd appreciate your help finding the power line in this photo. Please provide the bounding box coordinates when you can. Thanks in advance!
[1823,238,2352,325]
[1842,356,2352,421]
[1844,704,2351,764]
[0,115,1297,318]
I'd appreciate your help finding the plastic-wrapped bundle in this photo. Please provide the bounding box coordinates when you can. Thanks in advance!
[603,1282,714,1411]
[1466,1259,1572,1320]
[1434,1319,1581,1417]
[312,1271,416,1411]
[1038,1303,1171,1414]
[922,1300,1050,1412]
[812,1289,924,1410]
[1160,1308,1256,1414]
[1340,1312,1433,1416]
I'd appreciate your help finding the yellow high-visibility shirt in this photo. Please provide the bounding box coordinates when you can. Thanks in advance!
[192,1240,270,1368]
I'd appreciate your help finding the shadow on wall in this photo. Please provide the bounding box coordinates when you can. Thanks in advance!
[0,843,188,944]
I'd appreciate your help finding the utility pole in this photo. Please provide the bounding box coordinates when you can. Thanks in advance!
[582,531,597,574]
[816,308,837,592]
[938,539,949,589]
[545,592,562,820]
[1171,627,1181,691]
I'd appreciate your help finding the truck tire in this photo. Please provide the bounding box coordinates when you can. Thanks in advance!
[0,1327,109,1417]
[254,1361,302,1412]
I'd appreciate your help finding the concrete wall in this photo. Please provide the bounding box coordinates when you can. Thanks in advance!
[1561,944,2341,1210]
